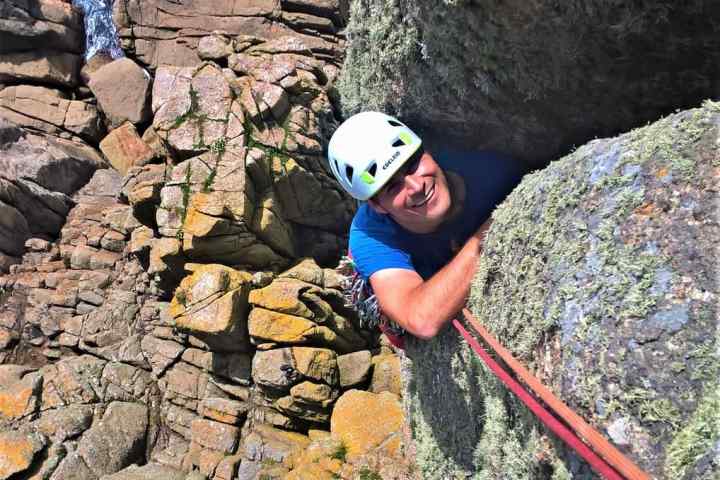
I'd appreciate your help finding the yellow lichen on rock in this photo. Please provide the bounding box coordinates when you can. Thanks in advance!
[248,279,315,318]
[248,308,317,343]
[330,390,404,461]
[0,385,35,421]
[169,265,253,351]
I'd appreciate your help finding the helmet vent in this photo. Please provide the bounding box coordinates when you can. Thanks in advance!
[392,138,405,147]
[367,163,377,177]
[345,165,354,183]
[387,119,402,127]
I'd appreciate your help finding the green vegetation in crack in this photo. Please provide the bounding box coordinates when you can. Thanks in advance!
[175,288,187,307]
[175,164,193,241]
[243,113,294,175]
[330,442,348,462]
[201,137,227,193]
[357,467,382,480]
[170,78,231,153]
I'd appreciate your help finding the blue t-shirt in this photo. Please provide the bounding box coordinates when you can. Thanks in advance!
[349,149,525,281]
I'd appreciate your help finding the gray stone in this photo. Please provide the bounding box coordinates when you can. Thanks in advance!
[198,34,232,60]
[77,402,148,477]
[0,0,83,54]
[35,404,93,442]
[0,85,102,141]
[337,350,372,388]
[251,348,300,392]
[89,58,151,128]
[49,451,97,480]
[98,463,186,480]
[0,50,80,86]
[0,120,104,256]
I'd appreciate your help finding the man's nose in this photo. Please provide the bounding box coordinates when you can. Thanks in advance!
[403,174,423,194]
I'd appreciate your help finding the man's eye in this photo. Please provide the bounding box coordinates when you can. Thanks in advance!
[387,179,401,191]
[406,156,421,174]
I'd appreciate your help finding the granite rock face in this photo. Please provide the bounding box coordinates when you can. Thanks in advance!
[0,85,102,142]
[0,0,83,86]
[403,102,720,479]
[0,3,412,475]
[113,0,347,69]
[339,0,720,167]
[0,120,105,269]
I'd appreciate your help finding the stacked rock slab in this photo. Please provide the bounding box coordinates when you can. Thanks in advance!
[403,102,719,479]
[113,0,347,69]
[0,0,108,273]
[0,0,83,87]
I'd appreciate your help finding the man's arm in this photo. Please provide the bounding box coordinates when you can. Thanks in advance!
[369,219,491,340]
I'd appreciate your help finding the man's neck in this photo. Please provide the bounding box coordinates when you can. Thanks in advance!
[442,170,467,225]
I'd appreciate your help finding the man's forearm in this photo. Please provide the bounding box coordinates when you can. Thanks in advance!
[401,234,484,339]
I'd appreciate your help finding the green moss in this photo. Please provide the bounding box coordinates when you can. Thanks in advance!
[175,164,193,241]
[357,467,382,480]
[626,102,716,181]
[337,0,420,115]
[664,389,720,479]
[330,442,348,461]
[689,342,719,382]
[175,288,187,306]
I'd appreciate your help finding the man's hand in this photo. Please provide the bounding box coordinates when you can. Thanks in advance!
[472,218,492,243]
[369,218,493,340]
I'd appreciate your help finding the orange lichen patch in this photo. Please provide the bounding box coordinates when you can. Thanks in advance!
[655,167,670,179]
[633,202,659,217]
[0,432,42,478]
[0,386,34,420]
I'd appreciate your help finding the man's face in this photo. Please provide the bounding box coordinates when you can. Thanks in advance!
[369,149,453,234]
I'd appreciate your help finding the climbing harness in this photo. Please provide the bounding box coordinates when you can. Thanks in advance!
[340,255,406,349]
[455,308,651,480]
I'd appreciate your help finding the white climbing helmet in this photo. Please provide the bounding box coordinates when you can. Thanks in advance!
[327,111,423,201]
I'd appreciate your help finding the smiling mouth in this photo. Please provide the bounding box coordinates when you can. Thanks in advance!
[410,184,435,208]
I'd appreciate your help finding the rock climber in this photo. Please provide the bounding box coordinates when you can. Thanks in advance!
[327,112,526,342]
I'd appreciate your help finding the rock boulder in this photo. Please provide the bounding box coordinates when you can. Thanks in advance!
[88,58,152,128]
[403,102,720,479]
[339,1,720,167]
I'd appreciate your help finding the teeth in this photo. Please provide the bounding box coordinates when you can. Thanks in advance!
[412,185,434,208]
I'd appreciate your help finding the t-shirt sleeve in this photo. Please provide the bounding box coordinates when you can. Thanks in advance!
[349,207,415,281]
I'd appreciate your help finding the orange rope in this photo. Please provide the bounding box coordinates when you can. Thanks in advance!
[461,308,651,480]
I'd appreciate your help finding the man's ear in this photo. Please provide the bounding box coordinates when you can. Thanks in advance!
[367,198,389,214]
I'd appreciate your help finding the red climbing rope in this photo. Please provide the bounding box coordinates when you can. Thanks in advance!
[460,309,651,480]
[452,318,625,480]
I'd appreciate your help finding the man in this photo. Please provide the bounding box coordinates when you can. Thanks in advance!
[328,112,525,340]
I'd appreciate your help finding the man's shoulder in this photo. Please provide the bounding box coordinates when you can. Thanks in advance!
[350,203,396,235]
[349,204,414,280]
